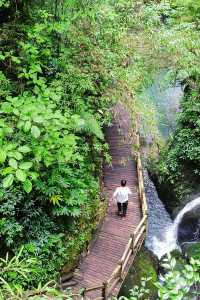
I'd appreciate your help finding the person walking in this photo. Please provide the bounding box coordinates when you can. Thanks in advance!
[113,179,132,217]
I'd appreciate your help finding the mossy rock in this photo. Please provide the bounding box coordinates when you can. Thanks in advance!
[182,242,200,259]
[119,247,158,299]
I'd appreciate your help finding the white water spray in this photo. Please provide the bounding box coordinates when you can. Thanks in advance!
[151,197,200,259]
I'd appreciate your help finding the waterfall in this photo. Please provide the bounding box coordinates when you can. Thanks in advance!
[144,170,176,259]
[145,184,200,259]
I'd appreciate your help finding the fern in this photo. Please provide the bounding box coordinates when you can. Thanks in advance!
[73,112,104,140]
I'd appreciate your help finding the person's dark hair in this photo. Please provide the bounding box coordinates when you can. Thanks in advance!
[121,179,126,187]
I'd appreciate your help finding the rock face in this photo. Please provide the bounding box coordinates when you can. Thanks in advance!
[178,205,200,244]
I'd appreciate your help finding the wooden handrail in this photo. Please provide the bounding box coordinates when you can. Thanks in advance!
[107,265,121,286]
[106,277,120,296]
[84,284,104,293]
[133,215,147,236]
[121,249,132,274]
[133,225,146,248]
[120,237,132,264]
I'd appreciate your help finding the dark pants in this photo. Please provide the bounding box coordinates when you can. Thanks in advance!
[117,201,128,216]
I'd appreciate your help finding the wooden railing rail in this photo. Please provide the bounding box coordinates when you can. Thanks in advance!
[133,215,147,237]
[135,115,148,217]
[82,117,148,300]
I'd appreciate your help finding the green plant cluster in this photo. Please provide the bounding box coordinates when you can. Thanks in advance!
[113,256,200,300]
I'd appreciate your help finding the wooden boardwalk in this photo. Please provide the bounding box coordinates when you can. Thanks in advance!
[72,105,142,299]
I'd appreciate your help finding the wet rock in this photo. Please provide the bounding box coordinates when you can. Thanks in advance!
[182,242,200,259]
[178,206,200,244]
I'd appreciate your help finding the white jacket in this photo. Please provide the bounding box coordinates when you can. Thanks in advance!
[113,186,132,203]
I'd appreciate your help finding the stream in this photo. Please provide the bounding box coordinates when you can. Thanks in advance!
[140,71,182,139]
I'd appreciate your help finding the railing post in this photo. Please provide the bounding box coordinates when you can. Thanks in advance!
[102,281,108,300]
[144,212,148,237]
[131,233,135,253]
[81,288,86,300]
[117,261,122,281]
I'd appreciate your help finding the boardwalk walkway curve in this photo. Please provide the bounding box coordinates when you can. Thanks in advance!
[72,105,148,300]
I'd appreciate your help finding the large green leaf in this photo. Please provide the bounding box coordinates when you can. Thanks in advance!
[1,102,13,113]
[3,174,14,188]
[2,167,13,176]
[9,158,18,169]
[8,151,23,160]
[19,162,33,170]
[16,169,27,182]
[23,121,31,132]
[0,149,6,163]
[31,126,41,138]
[33,115,44,123]
[18,145,31,153]
[29,172,39,181]
[23,179,32,193]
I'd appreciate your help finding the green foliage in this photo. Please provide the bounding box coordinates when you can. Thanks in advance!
[120,248,158,299]
[0,0,10,8]
[2,0,200,295]
[114,256,200,300]
[171,0,200,24]
[21,234,68,285]
[0,278,73,300]
[155,256,200,300]
[0,247,38,289]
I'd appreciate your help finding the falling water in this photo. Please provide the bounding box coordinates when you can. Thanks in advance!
[144,170,175,259]
[146,188,200,258]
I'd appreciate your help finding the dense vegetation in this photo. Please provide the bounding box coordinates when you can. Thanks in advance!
[0,0,140,290]
[1,0,200,298]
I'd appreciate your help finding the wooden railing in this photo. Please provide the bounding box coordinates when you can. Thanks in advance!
[135,118,148,218]
[81,120,148,300]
